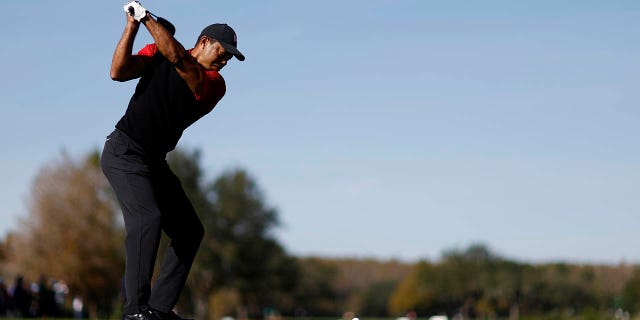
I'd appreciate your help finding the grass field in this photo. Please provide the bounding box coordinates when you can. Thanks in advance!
[0,316,631,320]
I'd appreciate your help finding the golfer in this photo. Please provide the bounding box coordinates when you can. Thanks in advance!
[100,2,245,320]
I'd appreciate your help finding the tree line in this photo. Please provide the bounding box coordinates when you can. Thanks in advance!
[0,149,639,319]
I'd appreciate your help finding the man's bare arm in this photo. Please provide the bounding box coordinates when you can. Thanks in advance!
[141,13,204,96]
[110,14,152,81]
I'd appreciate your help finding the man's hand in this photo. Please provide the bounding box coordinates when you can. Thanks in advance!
[124,1,148,22]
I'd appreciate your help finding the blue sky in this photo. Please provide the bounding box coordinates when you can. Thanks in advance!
[0,1,638,264]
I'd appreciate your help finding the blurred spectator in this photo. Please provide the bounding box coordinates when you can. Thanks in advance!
[342,311,355,320]
[29,281,39,316]
[53,279,69,309]
[1,275,70,318]
[37,275,57,317]
[0,278,9,316]
[73,296,84,318]
[10,275,32,317]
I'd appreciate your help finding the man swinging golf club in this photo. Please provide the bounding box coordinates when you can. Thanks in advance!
[101,2,245,320]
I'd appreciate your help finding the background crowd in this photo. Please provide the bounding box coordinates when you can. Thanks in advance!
[0,274,85,318]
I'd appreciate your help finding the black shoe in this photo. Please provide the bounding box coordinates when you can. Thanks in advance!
[150,309,193,320]
[124,310,162,320]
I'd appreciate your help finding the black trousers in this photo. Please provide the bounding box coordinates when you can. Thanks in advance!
[101,129,204,315]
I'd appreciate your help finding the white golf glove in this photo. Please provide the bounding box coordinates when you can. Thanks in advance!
[123,1,148,22]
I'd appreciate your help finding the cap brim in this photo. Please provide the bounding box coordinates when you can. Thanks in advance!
[220,42,245,61]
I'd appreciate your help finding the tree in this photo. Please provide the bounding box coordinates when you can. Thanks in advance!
[201,168,298,319]
[166,149,298,320]
[358,280,398,316]
[7,151,124,318]
[388,244,527,318]
[292,258,340,317]
[288,257,412,317]
[622,268,640,313]
[388,261,435,316]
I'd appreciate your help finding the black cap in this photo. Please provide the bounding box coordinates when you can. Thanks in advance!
[199,23,245,61]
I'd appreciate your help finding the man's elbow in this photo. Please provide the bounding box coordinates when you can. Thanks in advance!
[166,54,183,67]
[110,68,121,81]
[110,74,125,82]
[165,49,189,67]
[110,69,129,82]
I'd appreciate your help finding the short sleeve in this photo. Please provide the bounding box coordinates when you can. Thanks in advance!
[137,43,158,57]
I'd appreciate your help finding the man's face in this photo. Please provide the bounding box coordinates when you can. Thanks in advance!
[204,38,234,71]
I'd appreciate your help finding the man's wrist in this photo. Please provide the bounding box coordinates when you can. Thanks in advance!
[140,12,153,26]
[139,11,150,22]
[126,20,140,30]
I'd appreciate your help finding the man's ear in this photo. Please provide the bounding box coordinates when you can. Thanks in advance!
[198,36,208,48]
